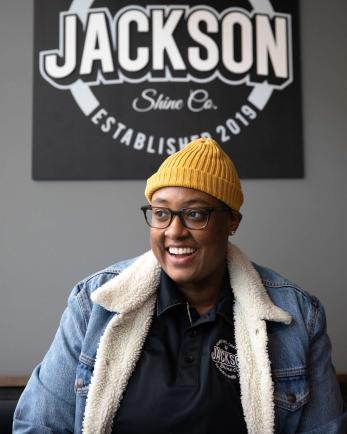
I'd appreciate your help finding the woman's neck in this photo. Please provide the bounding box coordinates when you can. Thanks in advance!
[177,271,226,316]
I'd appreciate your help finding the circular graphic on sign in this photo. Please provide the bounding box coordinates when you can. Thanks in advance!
[64,0,280,115]
[36,0,298,179]
[65,0,278,118]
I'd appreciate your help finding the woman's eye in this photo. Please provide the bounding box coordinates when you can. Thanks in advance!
[153,209,170,219]
[186,210,204,220]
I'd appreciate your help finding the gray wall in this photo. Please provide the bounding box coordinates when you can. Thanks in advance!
[0,0,346,375]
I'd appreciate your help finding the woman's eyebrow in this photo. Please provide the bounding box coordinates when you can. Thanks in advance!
[151,198,211,207]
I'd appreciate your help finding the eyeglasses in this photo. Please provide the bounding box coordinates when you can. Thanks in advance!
[141,205,231,230]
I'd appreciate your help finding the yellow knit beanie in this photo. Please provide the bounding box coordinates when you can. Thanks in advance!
[145,137,244,211]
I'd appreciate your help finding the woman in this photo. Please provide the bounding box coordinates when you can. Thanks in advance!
[14,138,346,433]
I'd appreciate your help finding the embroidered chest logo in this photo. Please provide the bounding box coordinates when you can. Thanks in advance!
[211,339,239,380]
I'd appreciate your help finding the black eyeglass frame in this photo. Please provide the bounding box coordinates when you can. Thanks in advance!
[141,205,240,230]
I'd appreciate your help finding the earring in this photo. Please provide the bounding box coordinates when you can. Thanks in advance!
[230,230,235,236]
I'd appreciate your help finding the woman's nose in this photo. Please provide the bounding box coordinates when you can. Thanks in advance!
[164,214,190,239]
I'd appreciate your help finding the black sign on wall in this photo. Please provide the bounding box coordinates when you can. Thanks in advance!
[33,0,303,179]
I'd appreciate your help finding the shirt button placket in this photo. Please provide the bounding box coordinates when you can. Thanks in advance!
[190,329,198,338]
[176,326,202,386]
[185,354,195,364]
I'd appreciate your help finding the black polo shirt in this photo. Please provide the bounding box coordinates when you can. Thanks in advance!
[113,270,247,434]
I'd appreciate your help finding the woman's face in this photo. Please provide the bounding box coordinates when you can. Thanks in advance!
[149,187,239,290]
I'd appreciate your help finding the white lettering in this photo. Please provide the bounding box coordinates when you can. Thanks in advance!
[166,137,177,155]
[120,128,134,145]
[101,115,116,132]
[256,15,288,78]
[147,136,156,154]
[41,6,292,89]
[112,122,126,139]
[132,88,184,112]
[44,15,77,79]
[133,132,146,150]
[91,108,108,125]
[187,10,219,71]
[152,9,185,70]
[222,12,253,74]
[118,10,149,72]
[178,137,189,150]
[134,133,146,151]
[187,89,217,112]
[80,12,114,75]
[157,136,164,154]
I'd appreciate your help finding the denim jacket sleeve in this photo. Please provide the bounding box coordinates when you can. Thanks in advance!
[12,282,91,433]
[297,298,347,433]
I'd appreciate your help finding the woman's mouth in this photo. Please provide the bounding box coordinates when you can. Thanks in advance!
[167,247,197,257]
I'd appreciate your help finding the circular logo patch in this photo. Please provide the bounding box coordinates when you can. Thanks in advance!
[211,339,239,380]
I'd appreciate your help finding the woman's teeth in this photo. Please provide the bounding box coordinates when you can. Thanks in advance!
[168,247,197,256]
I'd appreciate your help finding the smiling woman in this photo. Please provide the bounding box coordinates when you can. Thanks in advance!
[148,187,236,314]
[13,138,347,433]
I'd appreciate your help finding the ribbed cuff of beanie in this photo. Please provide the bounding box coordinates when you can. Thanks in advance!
[145,167,243,211]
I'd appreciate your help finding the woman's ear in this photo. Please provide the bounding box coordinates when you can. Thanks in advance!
[228,210,242,235]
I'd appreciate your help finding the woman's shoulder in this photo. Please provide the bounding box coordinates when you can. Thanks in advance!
[252,262,326,337]
[74,256,140,298]
[253,262,315,300]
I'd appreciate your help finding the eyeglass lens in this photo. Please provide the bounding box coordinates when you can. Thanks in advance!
[146,207,210,229]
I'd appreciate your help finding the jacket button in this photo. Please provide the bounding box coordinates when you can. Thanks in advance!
[75,378,84,388]
[287,393,296,403]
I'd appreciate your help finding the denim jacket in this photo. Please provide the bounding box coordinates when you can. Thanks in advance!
[13,243,347,433]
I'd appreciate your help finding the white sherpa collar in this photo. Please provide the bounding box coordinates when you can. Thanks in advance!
[85,242,292,434]
[227,243,292,324]
[92,250,161,314]
[92,242,291,325]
